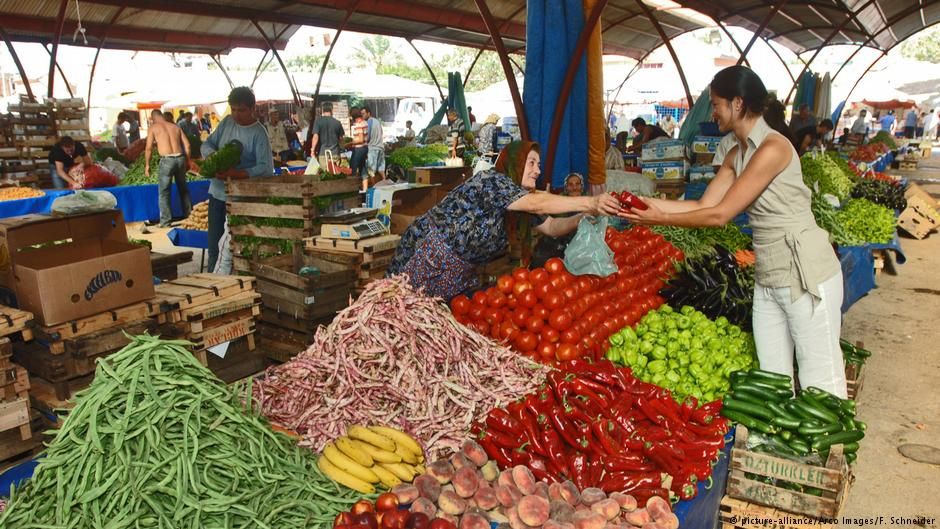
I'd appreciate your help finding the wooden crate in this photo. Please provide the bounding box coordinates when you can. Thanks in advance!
[151,251,194,281]
[845,363,865,401]
[0,410,47,471]
[0,305,33,341]
[35,297,165,343]
[0,337,12,371]
[899,159,918,171]
[0,365,30,402]
[906,195,940,228]
[257,318,333,363]
[206,335,269,384]
[0,397,31,441]
[872,249,885,278]
[728,425,852,519]
[28,374,91,414]
[153,274,256,313]
[251,253,356,320]
[719,496,837,529]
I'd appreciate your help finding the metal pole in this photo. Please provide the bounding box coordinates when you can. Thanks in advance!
[210,54,235,89]
[43,44,74,98]
[784,0,878,105]
[841,52,888,107]
[0,26,35,101]
[465,4,527,88]
[762,37,797,83]
[635,0,693,108]
[735,0,787,66]
[407,39,446,103]
[87,6,127,123]
[831,44,868,82]
[251,51,272,88]
[473,0,529,140]
[714,20,749,67]
[463,47,486,88]
[251,20,301,107]
[542,0,609,185]
[48,0,69,98]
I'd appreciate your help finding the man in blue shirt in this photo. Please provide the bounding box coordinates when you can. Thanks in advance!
[904,108,918,139]
[201,86,274,272]
[879,110,895,135]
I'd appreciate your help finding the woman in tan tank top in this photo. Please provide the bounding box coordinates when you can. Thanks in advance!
[623,66,847,398]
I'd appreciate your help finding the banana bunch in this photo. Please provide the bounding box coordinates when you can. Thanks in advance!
[317,425,425,494]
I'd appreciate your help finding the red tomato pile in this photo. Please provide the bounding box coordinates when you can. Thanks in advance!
[450,226,682,363]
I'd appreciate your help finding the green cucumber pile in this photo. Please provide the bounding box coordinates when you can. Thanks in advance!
[0,335,362,527]
[722,369,864,465]
[841,339,872,367]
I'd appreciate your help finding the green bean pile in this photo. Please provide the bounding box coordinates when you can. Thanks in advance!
[651,223,752,259]
[0,335,362,528]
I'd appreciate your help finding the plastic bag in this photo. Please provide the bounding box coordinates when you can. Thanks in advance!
[51,190,117,217]
[101,157,128,178]
[564,216,617,277]
[304,155,321,175]
[213,218,233,275]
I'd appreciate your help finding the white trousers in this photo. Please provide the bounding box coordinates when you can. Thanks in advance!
[752,272,848,398]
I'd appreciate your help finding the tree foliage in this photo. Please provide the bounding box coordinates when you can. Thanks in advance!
[376,46,524,92]
[351,36,401,72]
[900,26,940,63]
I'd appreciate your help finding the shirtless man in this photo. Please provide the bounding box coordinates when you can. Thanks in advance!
[145,109,193,227]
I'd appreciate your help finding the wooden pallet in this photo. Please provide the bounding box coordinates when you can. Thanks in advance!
[205,335,268,384]
[307,234,401,254]
[0,305,33,341]
[153,274,256,311]
[728,425,852,519]
[151,251,194,281]
[0,396,31,441]
[28,374,91,414]
[845,363,865,401]
[719,496,837,529]
[0,411,47,472]
[0,337,12,371]
[35,298,164,343]
[0,365,29,402]
[159,290,260,325]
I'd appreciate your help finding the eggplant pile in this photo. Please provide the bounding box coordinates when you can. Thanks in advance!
[850,179,907,211]
[659,245,754,330]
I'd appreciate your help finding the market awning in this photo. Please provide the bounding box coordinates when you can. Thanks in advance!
[861,99,916,109]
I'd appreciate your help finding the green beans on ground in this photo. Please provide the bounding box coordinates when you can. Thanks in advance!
[0,334,363,528]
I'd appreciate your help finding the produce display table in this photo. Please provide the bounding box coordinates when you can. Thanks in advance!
[673,429,734,529]
[838,235,906,313]
[0,180,210,222]
[167,228,209,272]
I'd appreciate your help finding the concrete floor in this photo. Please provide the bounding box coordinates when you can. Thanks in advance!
[839,153,940,525]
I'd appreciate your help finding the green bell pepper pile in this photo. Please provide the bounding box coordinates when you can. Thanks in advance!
[606,305,757,404]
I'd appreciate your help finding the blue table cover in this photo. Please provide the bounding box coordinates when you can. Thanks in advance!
[167,228,209,249]
[0,180,210,222]
[673,428,734,529]
[838,235,905,313]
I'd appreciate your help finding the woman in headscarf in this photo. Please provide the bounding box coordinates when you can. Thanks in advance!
[388,141,622,300]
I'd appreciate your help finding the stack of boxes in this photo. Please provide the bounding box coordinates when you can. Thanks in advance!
[690,135,724,182]
[640,138,689,198]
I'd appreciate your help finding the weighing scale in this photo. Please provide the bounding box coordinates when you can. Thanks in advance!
[319,208,387,240]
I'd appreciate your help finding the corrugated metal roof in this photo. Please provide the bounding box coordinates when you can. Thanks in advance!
[0,0,937,60]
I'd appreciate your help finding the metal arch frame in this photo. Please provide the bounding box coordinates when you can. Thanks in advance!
[473,0,529,140]
[736,0,788,66]
[769,25,869,40]
[48,0,69,98]
[713,19,750,67]
[251,20,302,107]
[542,0,610,185]
[251,50,272,88]
[784,0,879,105]
[761,37,798,83]
[0,26,34,101]
[43,44,74,98]
[635,0,693,109]
[87,5,127,123]
[464,4,526,88]
[210,54,235,89]
[407,39,447,103]
[840,51,888,107]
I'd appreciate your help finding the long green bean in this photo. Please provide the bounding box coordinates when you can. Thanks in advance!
[0,334,363,528]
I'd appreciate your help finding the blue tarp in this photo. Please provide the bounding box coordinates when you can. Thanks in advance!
[525,0,588,190]
[837,235,906,313]
[674,428,734,529]
[0,180,210,222]
[167,228,209,249]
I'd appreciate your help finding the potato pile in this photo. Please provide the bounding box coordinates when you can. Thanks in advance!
[0,186,44,202]
[395,440,678,529]
[179,201,208,230]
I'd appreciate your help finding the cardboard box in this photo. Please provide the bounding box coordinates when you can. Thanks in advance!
[640,139,686,161]
[897,207,932,239]
[691,135,722,154]
[907,195,940,228]
[689,165,716,181]
[0,211,154,326]
[641,160,689,180]
[905,183,938,208]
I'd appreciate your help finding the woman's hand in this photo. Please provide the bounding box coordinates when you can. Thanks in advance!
[592,193,625,216]
[620,198,669,225]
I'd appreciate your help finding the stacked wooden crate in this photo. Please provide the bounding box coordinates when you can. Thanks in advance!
[226,175,361,274]
[0,305,38,464]
[253,250,356,362]
[51,98,91,144]
[16,299,164,403]
[306,234,401,294]
[8,99,54,188]
[154,274,260,368]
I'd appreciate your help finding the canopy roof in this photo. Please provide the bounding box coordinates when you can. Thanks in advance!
[1,0,938,59]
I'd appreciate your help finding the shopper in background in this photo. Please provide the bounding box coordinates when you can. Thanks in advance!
[402,120,416,142]
[531,172,586,268]
[916,111,927,138]
[605,129,625,171]
[851,110,869,137]
[661,114,677,137]
[904,107,918,139]
[202,87,274,273]
[309,102,346,170]
[200,113,212,134]
[623,65,846,397]
[145,109,192,228]
[788,103,817,135]
[923,109,937,141]
[467,106,477,125]
[879,110,896,135]
[793,119,834,155]
[127,114,141,143]
[476,114,499,154]
[387,141,622,300]
[348,107,369,182]
[112,112,129,153]
[447,107,467,160]
[626,117,669,154]
[363,107,386,185]
[266,109,292,162]
[48,136,92,189]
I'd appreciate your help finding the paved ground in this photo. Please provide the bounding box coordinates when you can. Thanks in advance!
[839,150,940,526]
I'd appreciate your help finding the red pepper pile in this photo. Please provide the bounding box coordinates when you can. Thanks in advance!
[473,360,729,502]
[450,227,680,364]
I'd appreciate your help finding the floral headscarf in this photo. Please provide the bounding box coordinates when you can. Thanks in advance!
[495,140,540,188]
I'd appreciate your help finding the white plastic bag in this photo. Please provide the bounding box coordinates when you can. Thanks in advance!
[213,218,233,275]
[51,190,118,217]
[563,216,618,277]
[304,155,321,175]
[102,157,128,178]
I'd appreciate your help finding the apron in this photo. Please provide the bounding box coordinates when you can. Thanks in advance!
[402,228,479,301]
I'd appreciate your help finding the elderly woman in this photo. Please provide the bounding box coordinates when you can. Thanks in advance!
[388,141,622,300]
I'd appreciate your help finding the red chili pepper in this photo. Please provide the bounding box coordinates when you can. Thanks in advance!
[599,471,662,494]
[550,409,583,449]
[479,428,520,451]
[478,435,513,468]
[654,397,685,427]
[680,396,698,422]
[526,453,559,482]
[589,458,605,487]
[637,397,665,425]
[670,468,698,501]
[568,453,589,490]
[618,190,649,210]
[690,401,723,425]
[644,442,686,475]
[603,455,656,473]
[592,420,621,455]
[569,379,614,409]
[486,408,523,436]
[541,429,567,462]
[631,487,670,507]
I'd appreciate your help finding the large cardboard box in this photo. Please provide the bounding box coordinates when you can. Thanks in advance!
[691,135,722,154]
[0,211,154,326]
[640,139,686,161]
[641,160,689,180]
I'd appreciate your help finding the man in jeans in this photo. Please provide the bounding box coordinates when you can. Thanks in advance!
[362,106,385,185]
[145,109,193,227]
[202,87,274,272]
